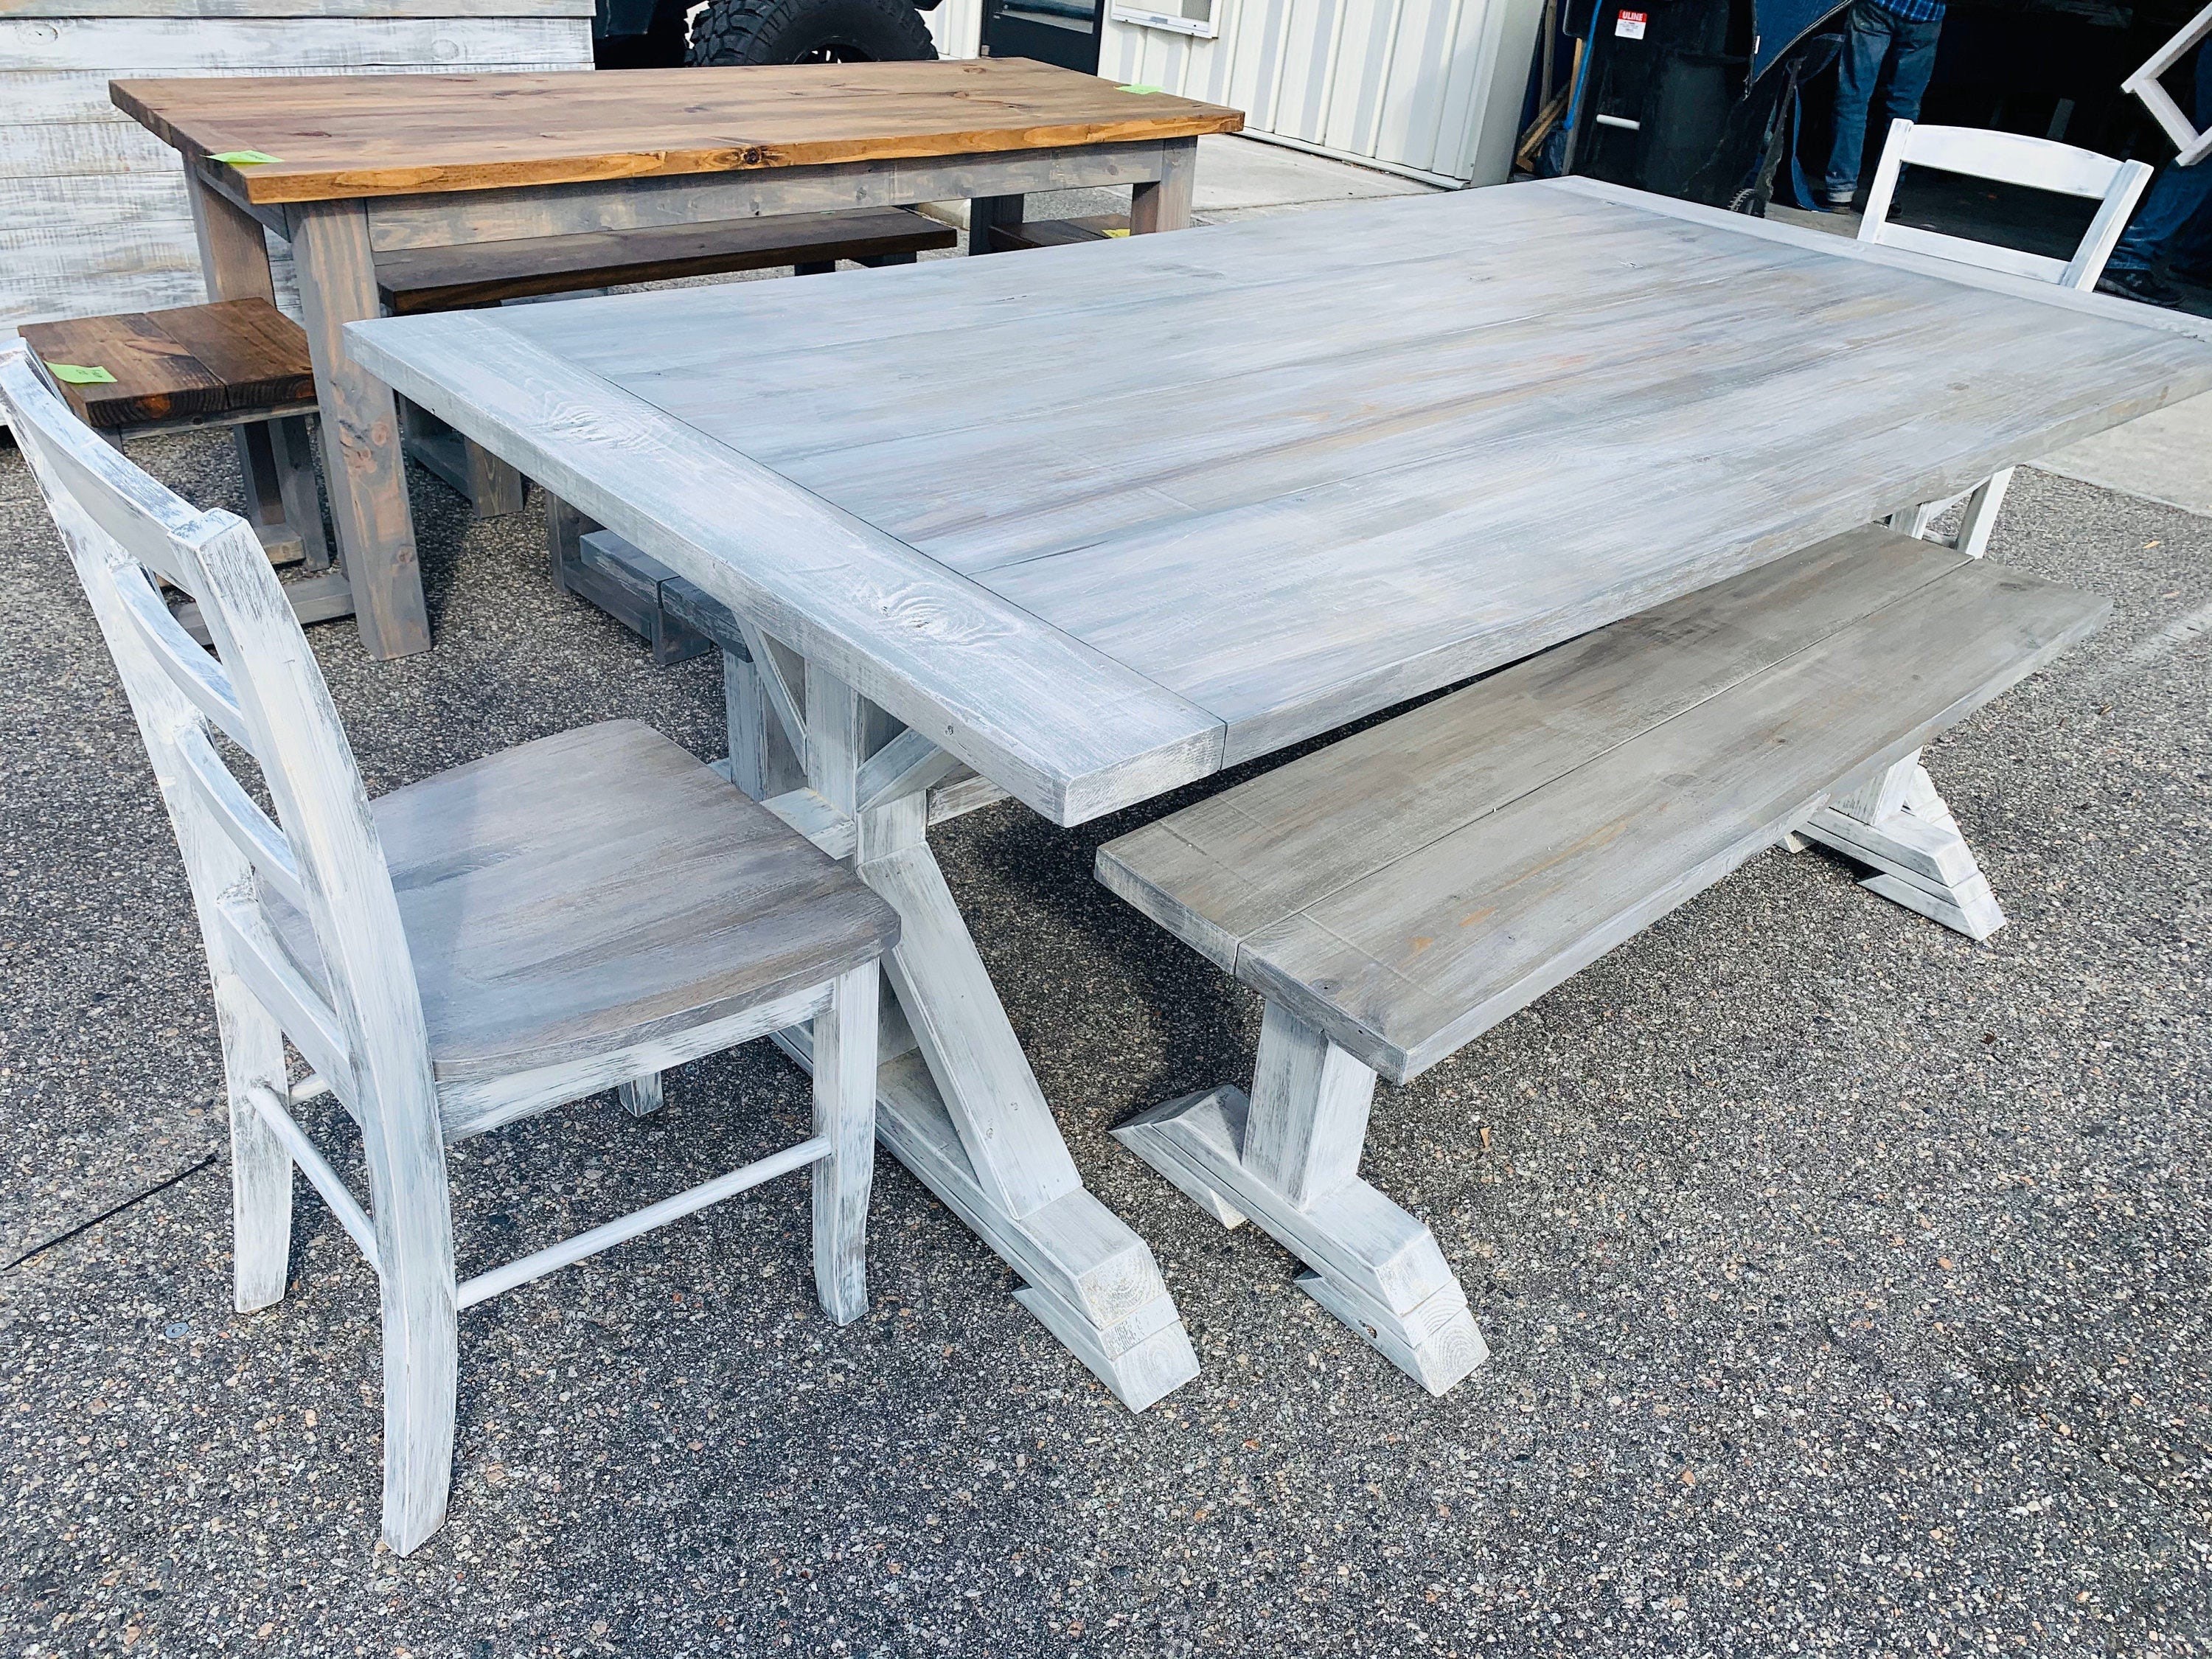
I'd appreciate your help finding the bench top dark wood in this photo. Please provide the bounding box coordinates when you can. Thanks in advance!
[375,207,956,313]
[111,59,1245,206]
[1099,527,2108,1085]
[19,299,315,431]
[268,720,900,1099]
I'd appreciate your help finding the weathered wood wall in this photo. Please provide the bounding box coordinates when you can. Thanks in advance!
[1,0,595,328]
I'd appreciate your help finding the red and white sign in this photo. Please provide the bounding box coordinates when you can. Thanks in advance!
[1615,9,1647,37]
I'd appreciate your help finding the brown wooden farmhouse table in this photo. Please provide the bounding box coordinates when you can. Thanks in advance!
[111,59,1245,658]
[346,179,2212,1410]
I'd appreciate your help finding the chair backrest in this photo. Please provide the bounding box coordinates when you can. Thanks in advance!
[1857,119,2157,291]
[0,346,448,1215]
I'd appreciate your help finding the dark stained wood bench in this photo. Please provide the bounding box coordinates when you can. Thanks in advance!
[1098,526,2108,1397]
[989,213,1131,252]
[374,207,958,314]
[20,298,344,628]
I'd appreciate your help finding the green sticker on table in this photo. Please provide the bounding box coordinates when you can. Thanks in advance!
[1118,84,1161,94]
[209,149,283,165]
[46,363,116,386]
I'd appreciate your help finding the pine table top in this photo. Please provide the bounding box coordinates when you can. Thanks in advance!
[111,58,1246,206]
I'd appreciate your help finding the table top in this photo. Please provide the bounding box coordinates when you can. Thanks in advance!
[346,178,2212,826]
[111,58,1245,206]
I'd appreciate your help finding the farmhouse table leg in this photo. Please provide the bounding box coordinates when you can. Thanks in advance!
[285,198,432,660]
[1130,136,1197,234]
[775,664,1199,1411]
[1799,751,2007,940]
[1115,1001,1489,1397]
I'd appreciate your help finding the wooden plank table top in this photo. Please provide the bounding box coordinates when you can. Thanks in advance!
[110,58,1245,205]
[347,178,2212,824]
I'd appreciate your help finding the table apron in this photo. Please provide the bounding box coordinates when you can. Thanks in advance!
[361,141,1173,252]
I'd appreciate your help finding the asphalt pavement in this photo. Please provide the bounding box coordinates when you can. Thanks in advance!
[0,426,2207,1658]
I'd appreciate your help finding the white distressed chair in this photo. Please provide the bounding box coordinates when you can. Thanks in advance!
[1858,119,2155,559]
[2124,2,2212,168]
[0,345,899,1558]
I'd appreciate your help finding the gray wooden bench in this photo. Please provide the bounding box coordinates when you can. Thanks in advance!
[385,208,956,519]
[1097,526,2107,1397]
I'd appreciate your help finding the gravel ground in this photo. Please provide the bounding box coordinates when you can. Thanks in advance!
[0,422,2207,1659]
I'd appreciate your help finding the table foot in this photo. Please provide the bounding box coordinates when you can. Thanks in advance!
[1116,1086,1487,1397]
[1801,753,2004,941]
[772,1036,1200,1413]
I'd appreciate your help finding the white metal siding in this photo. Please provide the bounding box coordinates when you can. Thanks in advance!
[922,0,1541,185]
[1102,0,1542,184]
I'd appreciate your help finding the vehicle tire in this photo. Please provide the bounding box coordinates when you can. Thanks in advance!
[686,0,938,65]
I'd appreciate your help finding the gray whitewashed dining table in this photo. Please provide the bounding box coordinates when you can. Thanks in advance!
[347,177,2212,1410]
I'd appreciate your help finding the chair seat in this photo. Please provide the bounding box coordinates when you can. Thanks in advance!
[269,720,899,1097]
[18,299,316,431]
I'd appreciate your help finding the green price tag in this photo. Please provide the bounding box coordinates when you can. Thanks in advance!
[209,149,283,165]
[46,363,117,386]
[1117,84,1162,94]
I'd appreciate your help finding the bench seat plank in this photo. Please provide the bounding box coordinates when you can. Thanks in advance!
[1100,528,2107,1084]
[20,298,316,429]
[375,208,956,313]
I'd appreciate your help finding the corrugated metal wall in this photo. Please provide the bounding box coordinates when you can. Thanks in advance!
[928,0,1542,186]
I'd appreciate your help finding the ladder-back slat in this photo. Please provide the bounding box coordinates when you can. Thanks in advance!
[1859,119,2155,295]
[173,726,310,914]
[104,563,256,748]
[215,897,355,1091]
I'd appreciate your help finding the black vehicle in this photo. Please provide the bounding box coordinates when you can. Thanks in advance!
[592,0,942,71]
[594,0,1111,74]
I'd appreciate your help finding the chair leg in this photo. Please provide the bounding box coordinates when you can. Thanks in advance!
[215,974,293,1313]
[377,1265,459,1557]
[617,1072,664,1116]
[810,962,880,1326]
[364,1092,460,1557]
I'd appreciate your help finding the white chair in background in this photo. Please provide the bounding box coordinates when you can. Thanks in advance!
[2124,1,2212,167]
[1857,118,2156,557]
[0,345,899,1557]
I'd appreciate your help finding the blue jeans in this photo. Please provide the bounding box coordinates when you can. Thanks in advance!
[2107,44,2212,276]
[1824,2,1944,201]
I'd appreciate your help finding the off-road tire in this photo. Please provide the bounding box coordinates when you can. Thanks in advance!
[686,0,938,65]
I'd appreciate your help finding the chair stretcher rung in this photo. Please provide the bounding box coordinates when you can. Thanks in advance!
[454,1133,831,1310]
[246,1083,380,1270]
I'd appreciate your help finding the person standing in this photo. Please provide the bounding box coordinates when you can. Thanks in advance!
[1821,0,1947,210]
[2099,42,2212,307]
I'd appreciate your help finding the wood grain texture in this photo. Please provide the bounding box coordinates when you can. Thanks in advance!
[468,179,2212,771]
[20,298,313,428]
[263,719,900,1091]
[344,309,1225,824]
[112,58,1244,204]
[375,207,954,312]
[1100,530,2110,1083]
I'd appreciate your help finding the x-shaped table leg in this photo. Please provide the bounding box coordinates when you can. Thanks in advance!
[745,649,1198,1410]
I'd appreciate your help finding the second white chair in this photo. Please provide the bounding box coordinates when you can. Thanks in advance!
[1857,118,2155,558]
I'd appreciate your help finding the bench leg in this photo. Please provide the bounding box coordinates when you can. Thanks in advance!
[773,663,1198,1412]
[545,493,591,594]
[1114,1002,1489,1397]
[402,400,526,519]
[1887,466,2013,560]
[968,195,1023,254]
[1798,751,2006,941]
